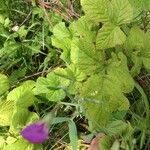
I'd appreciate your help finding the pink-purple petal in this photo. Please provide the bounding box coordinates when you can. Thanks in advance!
[21,121,49,144]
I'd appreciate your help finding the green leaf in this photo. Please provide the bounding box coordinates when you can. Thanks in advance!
[0,74,9,96]
[143,58,150,70]
[96,23,126,49]
[6,136,17,145]
[52,117,70,124]
[9,68,27,85]
[0,100,14,126]
[17,25,27,39]
[0,136,5,149]
[7,80,35,108]
[110,0,133,25]
[99,136,112,150]
[68,120,78,150]
[129,0,150,11]
[53,22,71,39]
[1,40,21,57]
[130,54,142,77]
[124,27,144,51]
[124,27,150,71]
[81,0,110,24]
[10,108,39,133]
[107,52,134,93]
[83,100,111,130]
[71,37,104,75]
[52,22,72,63]
[110,140,120,150]
[4,138,34,150]
[54,65,86,94]
[81,75,129,130]
[106,120,129,135]
[70,17,96,41]
[35,72,69,102]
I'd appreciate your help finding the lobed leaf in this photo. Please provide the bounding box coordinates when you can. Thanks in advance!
[96,23,126,49]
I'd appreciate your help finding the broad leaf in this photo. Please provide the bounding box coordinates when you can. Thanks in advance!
[96,23,126,49]
[71,37,104,75]
[54,65,86,94]
[0,100,14,126]
[81,75,129,130]
[0,74,9,96]
[52,22,72,63]
[10,108,39,133]
[81,0,110,24]
[110,0,133,25]
[124,27,150,71]
[106,120,130,135]
[35,72,69,102]
[70,17,96,41]
[107,52,134,93]
[7,80,35,108]
[3,138,34,150]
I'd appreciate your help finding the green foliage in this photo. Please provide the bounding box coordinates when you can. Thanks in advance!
[0,74,9,96]
[96,23,126,49]
[0,0,150,149]
[35,72,70,102]
[0,100,14,126]
[124,27,150,75]
[3,138,34,150]
[68,120,78,150]
[80,74,130,130]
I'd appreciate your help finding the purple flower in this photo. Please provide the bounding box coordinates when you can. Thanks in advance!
[21,121,49,144]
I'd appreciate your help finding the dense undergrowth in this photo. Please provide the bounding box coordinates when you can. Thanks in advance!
[0,0,150,149]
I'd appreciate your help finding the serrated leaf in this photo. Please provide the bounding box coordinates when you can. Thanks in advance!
[0,74,9,96]
[81,0,110,24]
[7,80,35,108]
[110,0,133,25]
[54,65,86,94]
[124,27,150,71]
[71,37,104,75]
[35,72,69,102]
[81,75,129,130]
[107,52,134,93]
[96,23,126,49]
[53,22,71,39]
[10,108,39,133]
[70,17,96,41]
[0,100,14,126]
[83,101,111,130]
[124,27,144,51]
[52,22,72,63]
